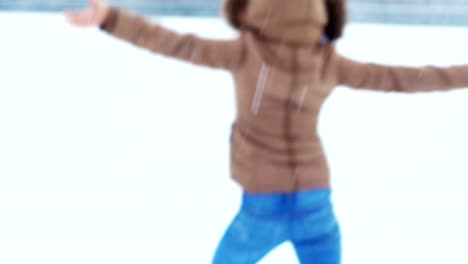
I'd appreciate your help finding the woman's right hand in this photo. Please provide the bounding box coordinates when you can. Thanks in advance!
[64,0,110,27]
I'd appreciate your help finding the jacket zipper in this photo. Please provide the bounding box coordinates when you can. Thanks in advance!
[286,48,299,189]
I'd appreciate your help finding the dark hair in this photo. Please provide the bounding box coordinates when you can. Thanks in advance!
[324,0,347,41]
[223,0,248,29]
[223,0,347,42]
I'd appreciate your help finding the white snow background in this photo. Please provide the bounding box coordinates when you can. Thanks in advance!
[1,12,468,264]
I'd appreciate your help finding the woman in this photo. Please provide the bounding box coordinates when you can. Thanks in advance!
[65,0,468,263]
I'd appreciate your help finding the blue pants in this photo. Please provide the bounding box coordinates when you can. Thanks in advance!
[212,189,341,264]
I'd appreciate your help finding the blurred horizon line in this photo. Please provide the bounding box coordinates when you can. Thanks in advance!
[1,0,468,26]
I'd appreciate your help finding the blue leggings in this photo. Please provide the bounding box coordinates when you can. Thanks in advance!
[212,189,341,264]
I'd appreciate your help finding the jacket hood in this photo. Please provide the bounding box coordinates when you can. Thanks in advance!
[243,0,328,46]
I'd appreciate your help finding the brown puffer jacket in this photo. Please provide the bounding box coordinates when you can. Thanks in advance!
[100,0,468,193]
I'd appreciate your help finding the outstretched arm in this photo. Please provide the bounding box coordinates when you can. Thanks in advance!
[335,52,468,93]
[65,0,245,71]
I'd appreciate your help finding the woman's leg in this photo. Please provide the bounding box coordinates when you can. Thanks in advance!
[292,224,341,264]
[291,189,342,264]
[212,193,288,264]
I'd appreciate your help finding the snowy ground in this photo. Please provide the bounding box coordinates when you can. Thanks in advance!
[1,12,468,264]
